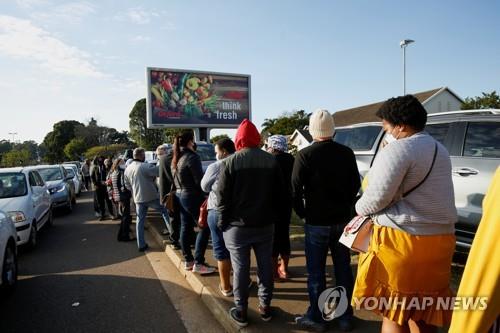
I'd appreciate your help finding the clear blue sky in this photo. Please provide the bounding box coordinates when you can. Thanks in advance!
[0,0,499,143]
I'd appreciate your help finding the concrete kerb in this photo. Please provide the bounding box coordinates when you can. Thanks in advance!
[147,222,243,333]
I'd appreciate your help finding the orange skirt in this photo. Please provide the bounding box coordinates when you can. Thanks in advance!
[352,224,456,327]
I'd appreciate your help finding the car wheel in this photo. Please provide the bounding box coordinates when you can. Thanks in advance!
[1,243,17,294]
[27,221,37,250]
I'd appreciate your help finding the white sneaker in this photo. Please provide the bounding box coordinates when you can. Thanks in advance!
[184,261,194,271]
[192,263,216,275]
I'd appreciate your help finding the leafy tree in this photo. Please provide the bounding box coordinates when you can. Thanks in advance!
[462,91,500,110]
[210,134,230,144]
[0,140,13,162]
[13,140,39,162]
[84,144,127,160]
[261,110,309,139]
[64,138,87,160]
[42,120,84,163]
[129,98,166,150]
[0,149,31,167]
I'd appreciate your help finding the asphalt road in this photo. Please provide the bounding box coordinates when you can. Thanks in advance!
[0,191,189,333]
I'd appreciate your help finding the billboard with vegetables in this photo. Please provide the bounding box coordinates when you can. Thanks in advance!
[146,67,251,128]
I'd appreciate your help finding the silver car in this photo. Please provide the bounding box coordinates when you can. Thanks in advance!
[0,209,17,293]
[333,109,500,250]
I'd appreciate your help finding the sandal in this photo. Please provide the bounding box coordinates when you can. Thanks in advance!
[219,284,233,297]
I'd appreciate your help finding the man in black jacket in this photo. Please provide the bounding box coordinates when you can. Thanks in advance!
[158,146,181,248]
[292,109,360,332]
[217,119,286,327]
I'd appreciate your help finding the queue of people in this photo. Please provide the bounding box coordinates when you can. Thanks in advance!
[82,94,462,333]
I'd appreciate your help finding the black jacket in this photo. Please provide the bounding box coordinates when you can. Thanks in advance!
[292,140,360,226]
[274,152,295,222]
[171,148,203,194]
[158,152,173,200]
[217,147,287,230]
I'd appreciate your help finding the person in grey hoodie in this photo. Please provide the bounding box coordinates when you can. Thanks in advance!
[124,148,171,252]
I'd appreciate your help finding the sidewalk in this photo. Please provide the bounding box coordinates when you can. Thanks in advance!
[146,213,381,333]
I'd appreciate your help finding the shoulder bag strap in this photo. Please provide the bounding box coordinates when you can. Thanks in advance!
[403,143,438,198]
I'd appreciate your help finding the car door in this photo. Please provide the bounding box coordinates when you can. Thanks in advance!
[452,121,500,233]
[34,171,50,216]
[28,172,43,222]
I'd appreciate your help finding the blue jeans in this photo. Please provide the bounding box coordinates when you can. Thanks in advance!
[304,223,354,323]
[207,209,230,261]
[176,191,210,264]
[135,199,171,249]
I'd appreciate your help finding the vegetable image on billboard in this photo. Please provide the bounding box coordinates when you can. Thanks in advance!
[146,68,251,128]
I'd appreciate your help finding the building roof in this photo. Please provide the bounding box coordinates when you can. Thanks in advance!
[290,128,313,143]
[332,87,462,127]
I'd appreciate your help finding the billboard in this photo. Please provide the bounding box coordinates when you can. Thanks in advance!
[146,67,251,128]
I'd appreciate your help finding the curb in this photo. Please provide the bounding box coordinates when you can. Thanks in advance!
[147,223,242,333]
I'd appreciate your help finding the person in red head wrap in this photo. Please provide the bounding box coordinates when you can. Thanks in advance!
[216,119,288,327]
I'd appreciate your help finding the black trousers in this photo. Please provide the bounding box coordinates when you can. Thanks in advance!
[168,195,181,243]
[96,186,114,217]
[117,197,132,241]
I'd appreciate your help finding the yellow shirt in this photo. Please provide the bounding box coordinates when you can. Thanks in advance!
[448,167,500,333]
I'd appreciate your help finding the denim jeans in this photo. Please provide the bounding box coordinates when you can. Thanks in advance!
[223,224,274,312]
[207,209,230,261]
[176,191,210,264]
[135,199,171,249]
[304,223,354,323]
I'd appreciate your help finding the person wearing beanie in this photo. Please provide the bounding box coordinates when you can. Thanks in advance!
[292,109,360,332]
[217,119,287,327]
[266,135,295,281]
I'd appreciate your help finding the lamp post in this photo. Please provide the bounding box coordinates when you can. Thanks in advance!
[400,39,415,95]
[8,132,18,143]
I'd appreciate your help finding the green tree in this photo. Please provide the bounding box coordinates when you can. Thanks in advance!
[13,140,39,162]
[129,98,166,150]
[0,149,31,167]
[84,144,127,160]
[261,110,309,138]
[210,134,230,144]
[64,138,87,160]
[461,91,500,110]
[0,140,13,162]
[42,120,84,163]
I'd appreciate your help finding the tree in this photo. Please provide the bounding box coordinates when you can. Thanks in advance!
[13,140,39,162]
[0,149,31,167]
[64,138,87,160]
[210,134,230,144]
[129,98,166,150]
[0,140,13,162]
[84,144,127,160]
[260,110,309,138]
[461,91,500,110]
[42,120,84,163]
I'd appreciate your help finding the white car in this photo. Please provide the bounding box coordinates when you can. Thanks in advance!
[0,209,17,293]
[0,167,52,248]
[63,165,81,196]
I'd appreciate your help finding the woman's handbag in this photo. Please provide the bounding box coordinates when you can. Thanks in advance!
[198,198,209,229]
[339,216,373,253]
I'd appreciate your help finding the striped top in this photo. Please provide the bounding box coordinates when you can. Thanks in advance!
[355,132,457,235]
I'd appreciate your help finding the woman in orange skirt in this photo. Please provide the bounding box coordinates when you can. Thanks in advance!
[354,95,457,333]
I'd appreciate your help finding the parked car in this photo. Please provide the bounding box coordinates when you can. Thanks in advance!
[0,209,17,293]
[195,143,216,173]
[333,109,500,250]
[63,165,82,196]
[0,167,52,248]
[33,165,76,213]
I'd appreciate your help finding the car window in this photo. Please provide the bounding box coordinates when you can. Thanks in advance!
[65,168,75,178]
[0,172,28,198]
[28,172,37,187]
[425,123,450,145]
[38,168,63,181]
[333,126,382,151]
[196,145,216,161]
[463,122,500,158]
[33,171,45,186]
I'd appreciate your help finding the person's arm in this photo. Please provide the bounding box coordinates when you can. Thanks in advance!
[291,152,307,218]
[355,143,411,216]
[188,153,204,187]
[216,160,233,230]
[201,162,218,193]
[158,157,170,199]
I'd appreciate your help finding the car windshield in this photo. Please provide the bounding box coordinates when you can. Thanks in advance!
[38,168,63,181]
[333,126,382,151]
[196,145,216,161]
[0,172,28,198]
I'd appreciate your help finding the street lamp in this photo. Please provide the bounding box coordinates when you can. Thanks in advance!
[8,132,18,143]
[400,39,415,95]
